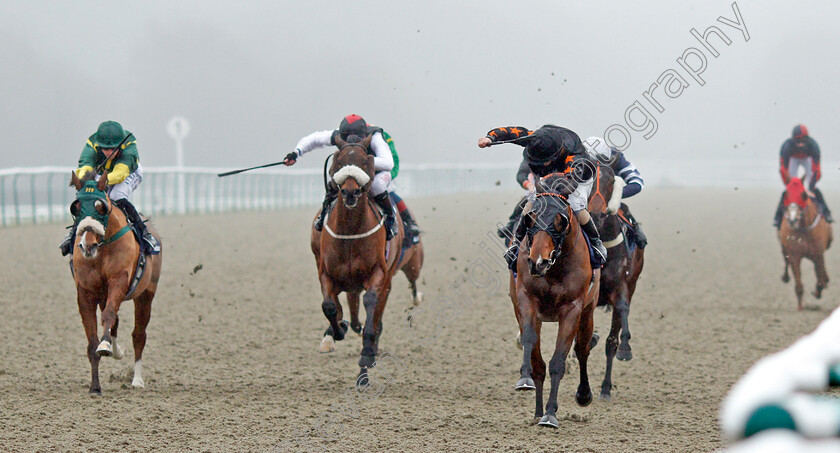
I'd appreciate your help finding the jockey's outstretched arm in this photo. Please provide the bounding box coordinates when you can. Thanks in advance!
[294,130,334,158]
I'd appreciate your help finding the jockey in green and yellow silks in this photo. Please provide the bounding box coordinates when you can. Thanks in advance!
[60,121,160,256]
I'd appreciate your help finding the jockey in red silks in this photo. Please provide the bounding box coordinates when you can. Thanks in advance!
[285,114,419,241]
[773,124,833,228]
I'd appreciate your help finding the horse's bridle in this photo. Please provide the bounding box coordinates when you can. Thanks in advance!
[526,192,571,267]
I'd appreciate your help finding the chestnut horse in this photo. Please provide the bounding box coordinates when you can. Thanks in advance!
[69,171,163,396]
[588,164,645,400]
[510,176,599,428]
[778,177,832,310]
[310,135,423,384]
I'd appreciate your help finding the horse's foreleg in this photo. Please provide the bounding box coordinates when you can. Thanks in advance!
[77,289,101,396]
[131,291,153,389]
[601,303,622,401]
[530,322,545,422]
[109,315,124,360]
[359,269,386,370]
[574,300,595,408]
[319,273,345,355]
[791,256,804,310]
[616,295,632,361]
[515,289,538,392]
[97,276,129,357]
[402,245,424,306]
[347,292,362,335]
[811,253,829,299]
[781,251,790,283]
[540,304,581,428]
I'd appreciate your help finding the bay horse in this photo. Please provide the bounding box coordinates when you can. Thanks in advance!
[69,171,163,396]
[588,163,645,400]
[509,175,599,428]
[778,177,832,310]
[310,135,423,384]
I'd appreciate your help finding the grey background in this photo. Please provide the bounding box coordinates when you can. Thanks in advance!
[1,0,837,175]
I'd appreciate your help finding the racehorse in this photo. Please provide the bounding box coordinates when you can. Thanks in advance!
[310,134,423,384]
[588,163,645,400]
[69,171,163,396]
[509,175,599,428]
[778,177,832,310]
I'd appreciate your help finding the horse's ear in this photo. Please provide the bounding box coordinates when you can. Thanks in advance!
[802,192,808,202]
[97,171,108,192]
[361,134,373,150]
[334,136,346,149]
[70,171,82,190]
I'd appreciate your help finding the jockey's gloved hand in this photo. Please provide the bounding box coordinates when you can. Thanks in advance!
[284,152,298,165]
[504,242,519,271]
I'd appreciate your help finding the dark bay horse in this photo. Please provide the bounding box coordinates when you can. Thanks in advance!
[509,177,599,428]
[588,163,645,400]
[310,135,423,384]
[69,171,163,395]
[778,177,832,310]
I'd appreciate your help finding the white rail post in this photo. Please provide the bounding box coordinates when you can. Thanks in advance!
[167,116,190,214]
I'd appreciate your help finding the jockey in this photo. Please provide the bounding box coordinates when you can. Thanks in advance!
[478,124,608,266]
[285,114,419,241]
[582,137,648,248]
[59,121,160,256]
[773,124,833,228]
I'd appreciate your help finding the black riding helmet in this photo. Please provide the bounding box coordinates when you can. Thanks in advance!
[523,126,567,175]
[338,114,368,141]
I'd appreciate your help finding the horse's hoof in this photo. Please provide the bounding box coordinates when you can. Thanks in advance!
[589,333,600,349]
[576,389,593,407]
[599,392,612,402]
[350,321,362,335]
[95,340,112,357]
[319,335,336,353]
[537,414,559,428]
[781,274,790,283]
[515,377,535,391]
[112,343,124,360]
[515,332,522,350]
[412,291,423,307]
[359,354,376,369]
[356,369,369,389]
[89,388,102,397]
[813,290,823,299]
[132,377,145,389]
[617,345,632,361]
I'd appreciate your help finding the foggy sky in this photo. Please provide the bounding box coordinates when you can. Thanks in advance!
[2,0,838,175]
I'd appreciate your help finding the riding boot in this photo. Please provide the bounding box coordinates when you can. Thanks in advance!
[114,199,160,254]
[580,218,608,266]
[498,196,527,240]
[59,227,75,256]
[620,203,647,249]
[813,188,834,223]
[372,192,398,241]
[773,193,785,229]
[393,196,420,236]
[314,186,338,232]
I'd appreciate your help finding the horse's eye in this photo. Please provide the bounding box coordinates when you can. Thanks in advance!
[70,200,80,216]
[94,199,107,213]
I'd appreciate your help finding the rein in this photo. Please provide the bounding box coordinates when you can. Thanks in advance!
[590,167,609,211]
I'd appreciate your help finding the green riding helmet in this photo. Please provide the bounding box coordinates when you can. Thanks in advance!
[94,121,127,148]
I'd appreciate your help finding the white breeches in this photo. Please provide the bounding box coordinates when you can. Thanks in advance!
[569,178,593,212]
[370,171,392,196]
[94,164,143,202]
[787,157,815,189]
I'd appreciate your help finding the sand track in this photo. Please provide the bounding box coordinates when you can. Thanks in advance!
[1,188,837,452]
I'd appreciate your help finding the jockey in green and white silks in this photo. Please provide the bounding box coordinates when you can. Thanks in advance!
[59,121,160,255]
[284,114,419,241]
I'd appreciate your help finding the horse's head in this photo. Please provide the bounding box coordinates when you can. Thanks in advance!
[523,191,571,277]
[331,135,375,209]
[783,177,809,229]
[69,170,112,259]
[587,164,621,232]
